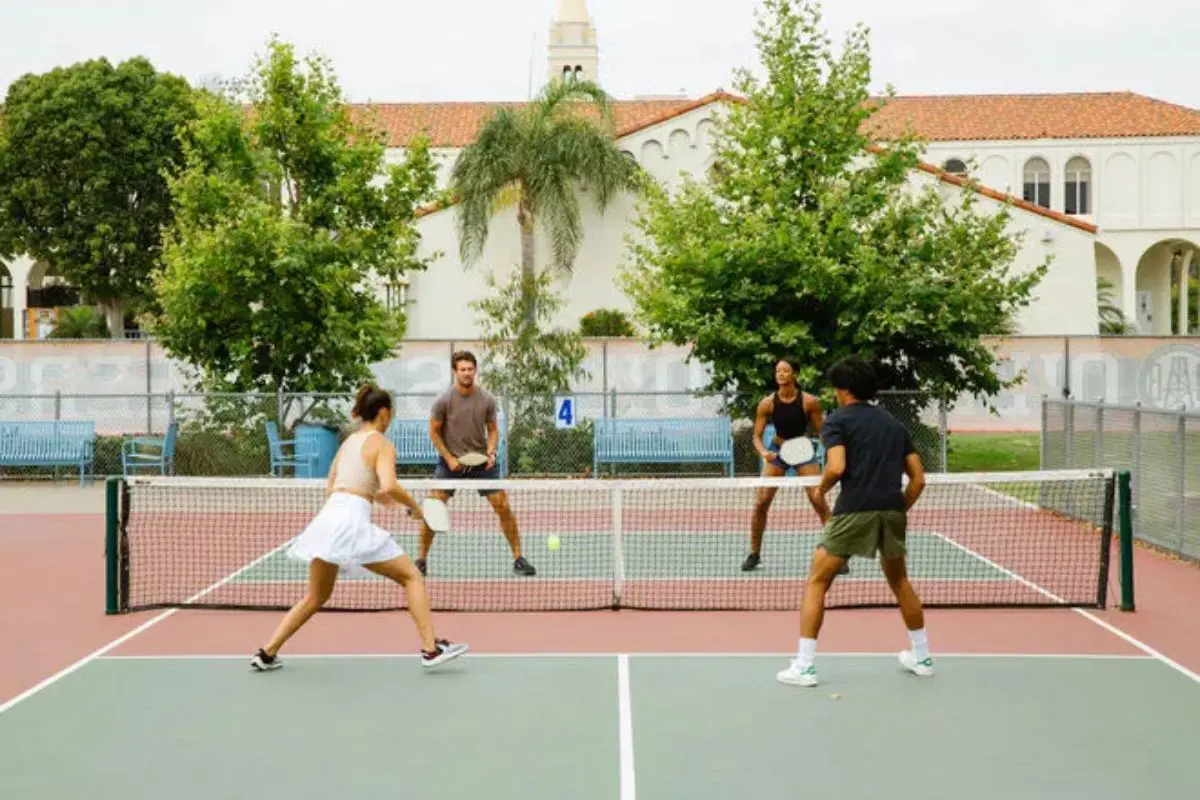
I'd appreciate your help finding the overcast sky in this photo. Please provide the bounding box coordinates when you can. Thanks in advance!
[1,0,1196,108]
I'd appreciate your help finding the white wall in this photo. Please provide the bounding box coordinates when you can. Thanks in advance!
[919,136,1200,232]
[404,104,721,339]
[1,255,34,340]
[403,103,1097,339]
[922,137,1200,331]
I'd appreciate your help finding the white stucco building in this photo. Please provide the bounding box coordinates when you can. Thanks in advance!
[866,93,1200,335]
[2,0,1198,341]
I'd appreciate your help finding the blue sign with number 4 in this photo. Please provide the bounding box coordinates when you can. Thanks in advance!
[554,396,576,429]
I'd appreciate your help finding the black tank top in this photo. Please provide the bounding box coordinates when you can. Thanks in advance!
[771,391,809,440]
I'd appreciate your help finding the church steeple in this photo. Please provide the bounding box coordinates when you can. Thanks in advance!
[548,0,599,84]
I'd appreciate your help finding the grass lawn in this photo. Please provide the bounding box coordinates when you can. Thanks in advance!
[946,432,1041,473]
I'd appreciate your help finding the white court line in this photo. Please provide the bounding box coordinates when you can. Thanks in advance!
[0,540,292,716]
[617,654,636,800]
[928,530,1200,684]
[94,651,1155,661]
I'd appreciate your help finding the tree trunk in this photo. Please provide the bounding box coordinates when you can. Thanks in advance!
[517,194,536,330]
[101,300,124,339]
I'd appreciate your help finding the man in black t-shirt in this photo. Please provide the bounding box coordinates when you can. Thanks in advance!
[776,356,934,688]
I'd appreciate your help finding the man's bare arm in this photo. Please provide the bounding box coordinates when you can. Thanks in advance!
[902,452,926,510]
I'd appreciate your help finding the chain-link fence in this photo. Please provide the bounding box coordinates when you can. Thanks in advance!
[1041,397,1200,561]
[0,388,949,481]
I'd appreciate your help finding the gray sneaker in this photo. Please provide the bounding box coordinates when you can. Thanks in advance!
[422,639,469,669]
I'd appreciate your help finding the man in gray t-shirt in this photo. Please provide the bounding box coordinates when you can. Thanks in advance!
[416,350,536,577]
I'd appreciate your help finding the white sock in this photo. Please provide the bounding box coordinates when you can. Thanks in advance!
[908,629,929,660]
[797,638,818,666]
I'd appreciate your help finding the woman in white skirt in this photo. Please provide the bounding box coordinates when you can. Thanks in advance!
[251,384,468,671]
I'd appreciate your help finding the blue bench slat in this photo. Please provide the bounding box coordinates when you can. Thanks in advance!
[386,417,509,477]
[593,417,734,475]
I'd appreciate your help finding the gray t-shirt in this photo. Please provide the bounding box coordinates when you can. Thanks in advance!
[430,387,497,457]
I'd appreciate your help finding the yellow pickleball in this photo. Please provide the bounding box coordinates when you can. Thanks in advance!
[547,535,561,551]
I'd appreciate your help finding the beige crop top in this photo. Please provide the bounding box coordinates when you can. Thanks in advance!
[331,429,381,495]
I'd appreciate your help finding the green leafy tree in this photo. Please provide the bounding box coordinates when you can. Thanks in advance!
[146,37,438,425]
[620,0,1046,421]
[470,269,590,473]
[450,76,641,327]
[0,57,198,335]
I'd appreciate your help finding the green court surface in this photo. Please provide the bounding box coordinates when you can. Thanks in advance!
[1,653,1196,800]
[235,530,1008,583]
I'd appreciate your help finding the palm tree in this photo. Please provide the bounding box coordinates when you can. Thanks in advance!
[1096,276,1134,335]
[450,77,641,327]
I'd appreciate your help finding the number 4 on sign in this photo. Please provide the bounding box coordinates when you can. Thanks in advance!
[554,396,576,429]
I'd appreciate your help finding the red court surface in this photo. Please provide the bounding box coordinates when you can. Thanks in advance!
[3,511,1198,708]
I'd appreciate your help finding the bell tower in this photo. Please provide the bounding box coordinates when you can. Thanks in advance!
[548,0,599,84]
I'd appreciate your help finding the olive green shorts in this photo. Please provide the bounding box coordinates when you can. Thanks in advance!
[821,510,908,559]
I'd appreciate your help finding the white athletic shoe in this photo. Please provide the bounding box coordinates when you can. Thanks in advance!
[421,640,469,669]
[776,659,819,687]
[898,650,935,677]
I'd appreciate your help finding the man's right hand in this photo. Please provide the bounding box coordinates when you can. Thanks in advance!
[446,456,461,472]
[762,450,779,462]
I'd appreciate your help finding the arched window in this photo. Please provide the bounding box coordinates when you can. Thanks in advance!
[1064,156,1091,215]
[1022,157,1051,208]
[943,158,967,176]
[563,65,572,79]
[0,266,11,308]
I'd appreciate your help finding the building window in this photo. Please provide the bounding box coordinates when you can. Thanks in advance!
[563,65,572,78]
[1022,157,1051,208]
[943,158,967,176]
[1064,156,1091,215]
[0,269,11,309]
[385,281,407,311]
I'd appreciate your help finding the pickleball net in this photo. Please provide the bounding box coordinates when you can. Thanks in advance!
[105,468,1123,614]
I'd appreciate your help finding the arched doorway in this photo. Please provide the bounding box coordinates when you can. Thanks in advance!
[0,264,13,339]
[1135,239,1199,335]
[1094,242,1130,334]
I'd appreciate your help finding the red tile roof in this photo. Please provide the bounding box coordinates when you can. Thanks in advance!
[863,91,1200,142]
[356,90,1198,148]
[353,92,732,148]
[401,90,1125,231]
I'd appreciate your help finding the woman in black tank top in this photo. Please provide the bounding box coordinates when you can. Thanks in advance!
[770,389,811,442]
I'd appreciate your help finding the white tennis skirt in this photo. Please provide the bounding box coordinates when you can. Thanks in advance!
[287,492,404,573]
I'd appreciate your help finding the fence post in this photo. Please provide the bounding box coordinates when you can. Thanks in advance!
[55,390,61,421]
[167,391,176,425]
[1177,405,1187,555]
[1131,402,1141,530]
[145,338,153,433]
[1094,399,1104,468]
[938,398,948,472]
[1064,398,1075,468]
[1039,395,1048,469]
[602,339,609,395]
[1118,470,1135,612]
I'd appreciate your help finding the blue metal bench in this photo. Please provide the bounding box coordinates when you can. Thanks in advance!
[760,423,825,473]
[122,422,178,476]
[386,416,509,477]
[593,417,735,476]
[0,420,96,486]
